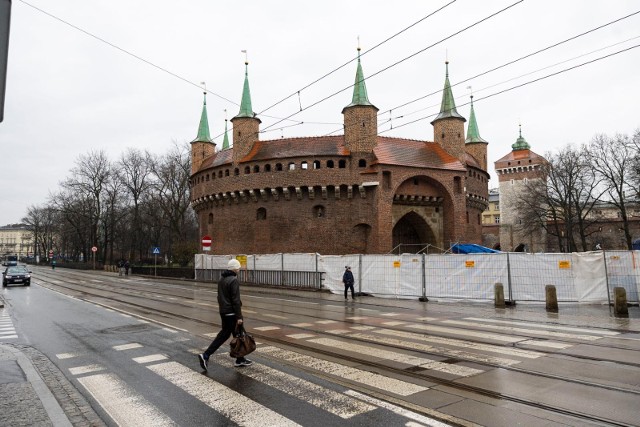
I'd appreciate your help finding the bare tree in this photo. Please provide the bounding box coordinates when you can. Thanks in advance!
[588,133,636,249]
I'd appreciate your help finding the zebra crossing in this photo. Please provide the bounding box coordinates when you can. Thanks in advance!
[0,310,17,340]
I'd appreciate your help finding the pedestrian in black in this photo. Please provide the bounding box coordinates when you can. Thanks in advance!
[198,259,253,371]
[343,266,355,300]
[124,260,130,276]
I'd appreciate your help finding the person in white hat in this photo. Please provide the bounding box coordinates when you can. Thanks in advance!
[198,258,253,370]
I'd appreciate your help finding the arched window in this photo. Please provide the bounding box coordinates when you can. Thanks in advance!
[327,160,334,168]
[218,171,223,178]
[244,166,250,174]
[225,169,230,177]
[313,160,321,169]
[206,174,210,181]
[265,164,271,172]
[301,161,308,170]
[276,163,283,171]
[338,160,346,168]
[358,159,366,167]
[288,162,295,170]
[253,165,260,173]
[208,213,213,224]
[257,208,267,220]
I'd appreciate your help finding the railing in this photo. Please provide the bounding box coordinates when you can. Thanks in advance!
[195,268,323,290]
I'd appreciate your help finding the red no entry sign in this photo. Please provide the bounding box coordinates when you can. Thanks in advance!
[202,235,212,251]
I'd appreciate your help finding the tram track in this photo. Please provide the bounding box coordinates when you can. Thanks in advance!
[30,270,640,426]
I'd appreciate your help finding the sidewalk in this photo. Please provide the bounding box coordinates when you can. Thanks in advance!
[0,297,105,427]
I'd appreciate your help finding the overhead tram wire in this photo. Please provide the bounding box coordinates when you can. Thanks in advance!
[257,0,525,136]
[379,34,640,126]
[384,9,640,115]
[381,43,640,135]
[255,0,457,117]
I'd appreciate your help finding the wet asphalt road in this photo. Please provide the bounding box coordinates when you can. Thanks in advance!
[2,265,640,426]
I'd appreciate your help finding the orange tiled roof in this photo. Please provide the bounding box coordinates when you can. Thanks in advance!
[494,149,545,165]
[199,135,466,172]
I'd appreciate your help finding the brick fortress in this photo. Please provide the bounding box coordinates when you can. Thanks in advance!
[189,52,490,254]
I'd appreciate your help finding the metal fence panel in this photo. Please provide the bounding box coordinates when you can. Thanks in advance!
[604,250,640,302]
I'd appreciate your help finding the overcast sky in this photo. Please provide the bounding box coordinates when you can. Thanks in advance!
[1,0,639,226]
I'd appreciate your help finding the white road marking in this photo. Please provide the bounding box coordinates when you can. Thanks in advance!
[383,321,407,326]
[162,327,178,334]
[56,352,81,360]
[113,343,143,351]
[78,373,175,427]
[287,334,316,339]
[464,317,620,336]
[0,334,18,339]
[258,346,428,396]
[243,309,257,313]
[315,320,338,324]
[350,326,376,331]
[307,338,482,377]
[347,331,522,366]
[346,390,452,427]
[147,361,300,426]
[405,323,523,343]
[442,319,602,341]
[518,340,573,349]
[214,355,376,419]
[69,364,105,375]
[346,317,368,320]
[263,314,288,319]
[371,328,544,359]
[381,313,402,317]
[291,323,314,327]
[253,326,281,331]
[133,354,168,364]
[326,330,351,335]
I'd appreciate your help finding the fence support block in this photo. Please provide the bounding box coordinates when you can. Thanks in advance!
[494,283,505,308]
[545,285,558,312]
[613,287,629,317]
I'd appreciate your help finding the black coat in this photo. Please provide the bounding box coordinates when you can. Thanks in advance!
[218,270,243,319]
[342,270,354,285]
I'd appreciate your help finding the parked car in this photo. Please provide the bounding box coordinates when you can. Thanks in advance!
[2,265,31,287]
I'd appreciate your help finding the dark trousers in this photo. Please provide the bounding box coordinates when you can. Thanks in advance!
[344,283,355,299]
[204,314,243,361]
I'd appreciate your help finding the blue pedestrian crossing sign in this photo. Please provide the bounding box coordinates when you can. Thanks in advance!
[152,247,160,254]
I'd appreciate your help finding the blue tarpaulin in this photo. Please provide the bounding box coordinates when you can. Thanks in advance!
[450,243,501,254]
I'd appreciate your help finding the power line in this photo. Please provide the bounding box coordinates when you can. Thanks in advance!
[257,0,525,135]
[256,0,457,117]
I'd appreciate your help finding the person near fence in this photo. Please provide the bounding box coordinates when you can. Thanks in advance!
[343,266,355,300]
[124,260,130,276]
[198,258,253,371]
[118,259,125,276]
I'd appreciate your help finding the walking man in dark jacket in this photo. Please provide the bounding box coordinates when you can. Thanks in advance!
[343,266,355,300]
[198,259,253,371]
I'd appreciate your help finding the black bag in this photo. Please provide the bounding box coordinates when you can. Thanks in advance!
[229,325,256,358]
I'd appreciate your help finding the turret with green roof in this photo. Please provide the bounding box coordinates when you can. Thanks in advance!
[432,61,466,161]
[512,125,531,151]
[465,94,488,170]
[231,60,261,164]
[190,92,215,174]
[342,46,378,153]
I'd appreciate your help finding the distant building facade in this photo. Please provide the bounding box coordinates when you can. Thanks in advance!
[0,224,33,259]
[190,55,490,255]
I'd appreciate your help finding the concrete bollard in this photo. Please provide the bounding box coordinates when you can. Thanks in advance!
[613,287,629,317]
[545,285,558,312]
[494,283,505,308]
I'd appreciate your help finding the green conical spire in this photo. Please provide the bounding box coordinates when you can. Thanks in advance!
[433,61,464,122]
[192,92,213,143]
[344,48,374,109]
[512,124,531,150]
[235,62,255,119]
[465,95,487,144]
[222,119,230,150]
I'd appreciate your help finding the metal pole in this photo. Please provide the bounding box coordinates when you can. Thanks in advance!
[603,249,611,307]
[506,252,513,302]
[358,254,363,295]
[315,253,319,290]
[422,253,426,300]
[154,253,157,277]
[281,253,285,286]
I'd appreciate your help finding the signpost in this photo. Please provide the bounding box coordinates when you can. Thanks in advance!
[202,235,212,252]
[91,246,97,270]
[152,246,160,276]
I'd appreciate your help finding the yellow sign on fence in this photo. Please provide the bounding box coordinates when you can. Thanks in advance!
[236,255,247,267]
[558,260,571,269]
[393,261,401,268]
[465,260,475,268]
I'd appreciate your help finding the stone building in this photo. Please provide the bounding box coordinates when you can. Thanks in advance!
[494,129,547,252]
[0,224,33,259]
[189,54,490,255]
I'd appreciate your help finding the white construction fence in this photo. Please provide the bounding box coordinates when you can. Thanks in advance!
[194,250,640,303]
